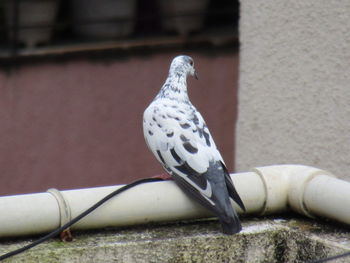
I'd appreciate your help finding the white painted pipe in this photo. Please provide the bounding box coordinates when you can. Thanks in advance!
[304,175,350,224]
[0,165,348,238]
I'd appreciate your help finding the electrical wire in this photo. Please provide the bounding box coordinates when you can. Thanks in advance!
[0,177,163,261]
[307,251,350,263]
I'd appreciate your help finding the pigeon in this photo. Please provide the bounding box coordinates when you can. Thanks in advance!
[143,55,245,234]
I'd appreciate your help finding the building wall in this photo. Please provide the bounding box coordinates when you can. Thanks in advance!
[0,50,238,195]
[237,0,350,181]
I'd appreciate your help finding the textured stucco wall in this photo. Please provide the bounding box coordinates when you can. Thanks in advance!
[236,1,350,181]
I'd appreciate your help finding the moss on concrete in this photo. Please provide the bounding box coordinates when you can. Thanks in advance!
[0,217,349,262]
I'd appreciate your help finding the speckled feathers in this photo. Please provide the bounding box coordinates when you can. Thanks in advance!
[143,55,245,234]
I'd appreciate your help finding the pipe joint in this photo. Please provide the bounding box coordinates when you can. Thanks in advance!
[285,166,335,218]
[253,165,335,218]
[47,188,72,231]
[253,166,289,215]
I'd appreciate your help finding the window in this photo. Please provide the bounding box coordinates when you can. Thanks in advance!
[0,0,239,59]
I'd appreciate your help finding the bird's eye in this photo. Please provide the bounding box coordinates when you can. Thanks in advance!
[189,60,194,66]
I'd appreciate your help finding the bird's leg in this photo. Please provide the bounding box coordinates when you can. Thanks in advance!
[151,173,173,180]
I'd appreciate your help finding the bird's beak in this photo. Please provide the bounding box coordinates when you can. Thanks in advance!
[194,71,199,80]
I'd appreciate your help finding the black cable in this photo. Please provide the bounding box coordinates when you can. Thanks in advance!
[307,251,350,263]
[0,177,163,261]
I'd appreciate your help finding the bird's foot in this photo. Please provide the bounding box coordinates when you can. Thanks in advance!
[151,173,173,180]
[60,229,73,242]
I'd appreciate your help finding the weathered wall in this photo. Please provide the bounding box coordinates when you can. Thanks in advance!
[237,0,350,181]
[0,51,238,195]
[1,218,349,263]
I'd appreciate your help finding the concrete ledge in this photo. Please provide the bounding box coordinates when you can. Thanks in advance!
[0,217,349,262]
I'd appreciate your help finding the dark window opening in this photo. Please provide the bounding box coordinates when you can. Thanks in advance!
[0,0,239,59]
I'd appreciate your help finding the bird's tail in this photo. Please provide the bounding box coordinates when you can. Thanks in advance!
[219,211,242,235]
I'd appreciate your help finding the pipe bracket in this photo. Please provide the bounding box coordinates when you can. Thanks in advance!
[47,188,72,235]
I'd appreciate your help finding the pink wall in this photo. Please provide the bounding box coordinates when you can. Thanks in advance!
[0,51,239,195]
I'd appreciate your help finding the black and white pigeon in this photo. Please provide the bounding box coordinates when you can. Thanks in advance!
[143,55,245,234]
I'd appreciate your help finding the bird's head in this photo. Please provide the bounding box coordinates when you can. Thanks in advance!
[170,55,198,80]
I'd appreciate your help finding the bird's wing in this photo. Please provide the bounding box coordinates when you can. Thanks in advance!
[221,161,246,211]
[143,101,237,209]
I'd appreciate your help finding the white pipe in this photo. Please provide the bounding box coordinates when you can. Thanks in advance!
[0,165,348,238]
[304,175,350,224]
[253,165,336,217]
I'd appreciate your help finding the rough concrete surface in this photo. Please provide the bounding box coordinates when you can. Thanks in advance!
[237,0,350,182]
[0,217,349,262]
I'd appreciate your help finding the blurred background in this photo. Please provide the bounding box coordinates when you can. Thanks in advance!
[0,0,240,195]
